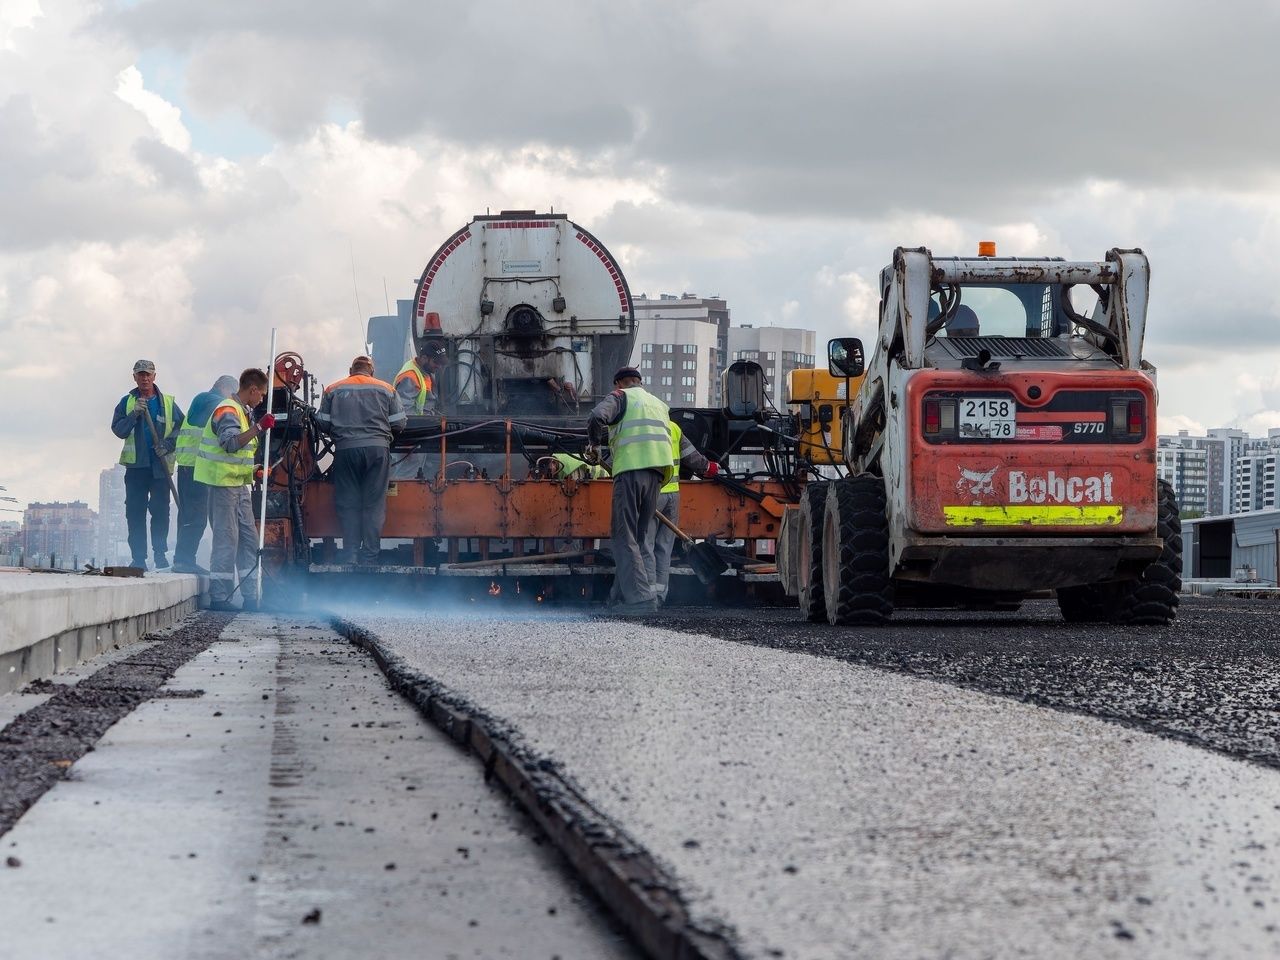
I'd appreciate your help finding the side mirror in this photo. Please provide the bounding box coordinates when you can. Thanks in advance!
[828,337,865,378]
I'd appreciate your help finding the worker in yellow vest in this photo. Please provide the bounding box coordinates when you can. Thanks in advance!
[194,368,273,610]
[587,366,674,614]
[551,452,608,481]
[647,420,720,604]
[110,359,185,570]
[391,341,446,480]
[394,340,446,414]
[172,375,238,574]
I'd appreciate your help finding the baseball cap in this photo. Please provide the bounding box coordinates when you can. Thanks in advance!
[419,340,447,360]
[133,359,156,374]
[613,366,642,384]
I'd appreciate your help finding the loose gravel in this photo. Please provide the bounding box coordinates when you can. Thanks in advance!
[633,595,1280,769]
[0,612,234,836]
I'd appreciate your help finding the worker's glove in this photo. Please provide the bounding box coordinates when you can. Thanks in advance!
[582,444,600,465]
[132,406,146,420]
[258,413,277,430]
[154,440,175,457]
[704,461,721,478]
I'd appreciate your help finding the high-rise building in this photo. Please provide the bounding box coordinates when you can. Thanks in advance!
[1233,429,1280,513]
[0,520,21,560]
[726,325,817,404]
[1155,437,1209,516]
[97,466,129,565]
[630,293,731,406]
[1206,427,1248,515]
[23,501,97,566]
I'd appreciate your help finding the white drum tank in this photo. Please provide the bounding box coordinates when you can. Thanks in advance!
[411,211,636,416]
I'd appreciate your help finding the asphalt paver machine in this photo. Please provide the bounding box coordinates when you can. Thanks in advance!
[257,212,815,604]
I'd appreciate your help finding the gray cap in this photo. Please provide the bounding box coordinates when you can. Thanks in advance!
[133,359,156,374]
[212,375,239,397]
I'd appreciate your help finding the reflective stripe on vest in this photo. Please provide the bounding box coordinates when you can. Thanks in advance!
[395,359,432,414]
[119,393,176,467]
[608,388,674,483]
[174,422,205,468]
[661,421,683,494]
[193,402,255,486]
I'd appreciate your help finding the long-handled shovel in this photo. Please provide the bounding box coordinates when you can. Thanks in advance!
[654,512,728,585]
[139,403,181,508]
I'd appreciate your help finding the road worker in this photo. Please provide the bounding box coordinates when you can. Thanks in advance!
[647,421,720,605]
[586,366,674,614]
[172,375,238,575]
[195,368,273,611]
[110,359,185,570]
[394,340,446,415]
[316,355,406,565]
[391,341,446,480]
[551,452,608,481]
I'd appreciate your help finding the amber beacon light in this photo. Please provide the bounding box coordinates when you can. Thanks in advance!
[977,240,997,257]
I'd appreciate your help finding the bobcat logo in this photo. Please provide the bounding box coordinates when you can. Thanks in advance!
[957,465,998,497]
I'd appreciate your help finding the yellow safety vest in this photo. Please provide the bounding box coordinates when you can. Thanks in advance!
[193,401,256,487]
[395,359,433,414]
[119,393,176,471]
[661,422,683,494]
[553,453,607,480]
[174,393,212,468]
[608,387,674,484]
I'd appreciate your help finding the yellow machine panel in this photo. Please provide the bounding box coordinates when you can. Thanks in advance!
[787,369,862,465]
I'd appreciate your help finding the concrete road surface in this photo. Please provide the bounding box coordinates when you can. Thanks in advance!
[0,615,636,960]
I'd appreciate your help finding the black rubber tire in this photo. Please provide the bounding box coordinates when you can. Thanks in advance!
[798,481,829,622]
[1116,479,1182,624]
[1057,479,1182,625]
[822,475,895,626]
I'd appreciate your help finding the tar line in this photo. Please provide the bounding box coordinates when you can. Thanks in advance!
[0,612,235,837]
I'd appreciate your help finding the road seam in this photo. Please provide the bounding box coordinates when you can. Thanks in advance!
[332,615,743,960]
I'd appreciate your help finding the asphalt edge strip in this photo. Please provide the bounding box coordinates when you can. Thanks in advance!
[331,616,744,960]
[0,611,236,838]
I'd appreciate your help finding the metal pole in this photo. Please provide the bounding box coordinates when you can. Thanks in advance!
[256,328,277,600]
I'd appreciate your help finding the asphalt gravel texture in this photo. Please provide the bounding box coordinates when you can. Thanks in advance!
[631,595,1280,770]
[0,612,234,836]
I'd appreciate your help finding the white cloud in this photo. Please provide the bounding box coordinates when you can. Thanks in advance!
[0,0,42,52]
[115,64,191,153]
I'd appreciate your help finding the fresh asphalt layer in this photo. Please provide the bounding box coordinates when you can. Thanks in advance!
[0,615,636,960]
[351,606,1280,960]
[638,595,1280,772]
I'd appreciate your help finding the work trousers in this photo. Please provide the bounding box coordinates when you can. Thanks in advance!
[389,451,438,481]
[124,468,171,567]
[334,446,390,564]
[174,466,210,565]
[609,468,663,605]
[208,485,258,603]
[644,490,679,604]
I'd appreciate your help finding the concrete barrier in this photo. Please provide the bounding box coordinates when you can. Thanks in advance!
[0,570,202,694]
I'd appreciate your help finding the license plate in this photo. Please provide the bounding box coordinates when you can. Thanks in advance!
[959,396,1016,439]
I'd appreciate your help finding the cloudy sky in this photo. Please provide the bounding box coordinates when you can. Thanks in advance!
[3,0,1280,513]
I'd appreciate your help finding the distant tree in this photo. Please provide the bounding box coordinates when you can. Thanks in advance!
[1180,508,1204,520]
